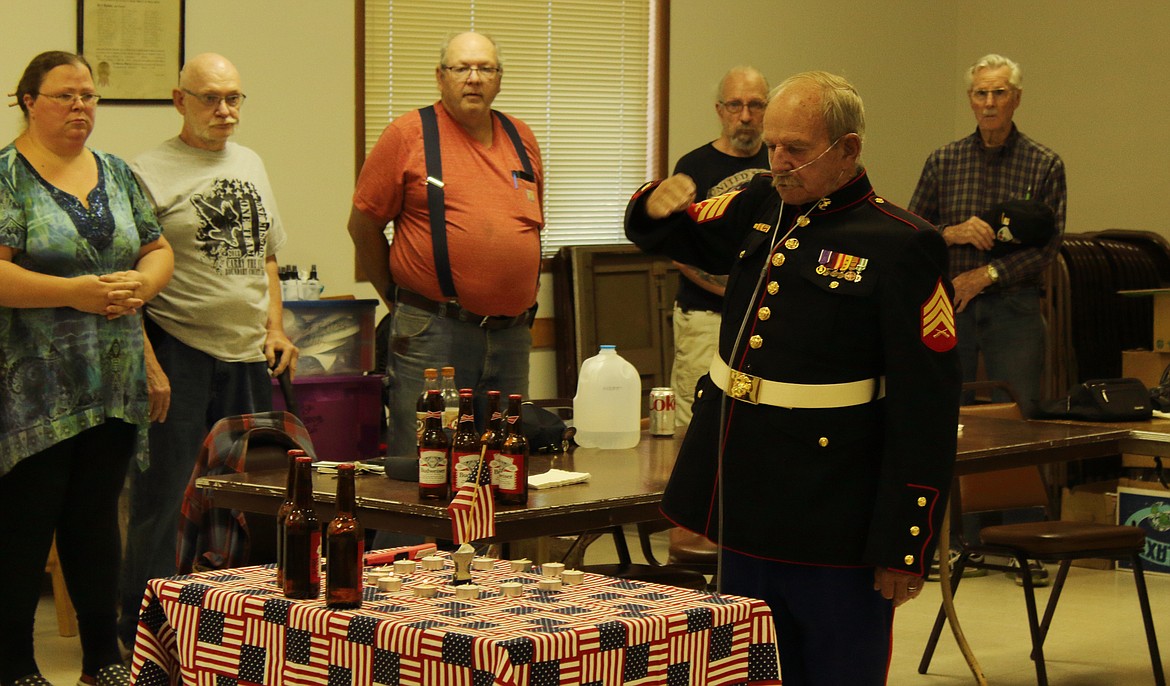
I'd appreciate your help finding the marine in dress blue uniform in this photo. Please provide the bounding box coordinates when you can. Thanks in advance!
[625,72,961,685]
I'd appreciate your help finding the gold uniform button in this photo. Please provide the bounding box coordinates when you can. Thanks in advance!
[818,437,829,447]
[749,335,763,349]
[785,238,800,250]
[739,250,746,258]
[771,253,786,267]
[910,526,921,536]
[904,555,915,566]
[917,497,927,507]
[875,197,886,204]
[830,281,840,289]
[758,307,771,321]
[767,281,779,295]
[697,389,704,399]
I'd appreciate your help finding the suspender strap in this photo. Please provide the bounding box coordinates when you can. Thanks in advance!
[419,105,457,298]
[494,110,533,177]
[419,105,536,299]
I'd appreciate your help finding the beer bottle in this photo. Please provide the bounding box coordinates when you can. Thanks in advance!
[283,455,321,599]
[416,368,440,446]
[418,389,450,500]
[496,394,529,505]
[440,366,459,431]
[479,390,504,492]
[450,391,483,490]
[326,463,364,609]
[275,448,306,587]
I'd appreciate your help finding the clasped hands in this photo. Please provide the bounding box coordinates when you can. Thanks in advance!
[80,269,149,320]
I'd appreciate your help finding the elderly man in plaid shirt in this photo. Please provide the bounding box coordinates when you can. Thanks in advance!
[910,53,1066,419]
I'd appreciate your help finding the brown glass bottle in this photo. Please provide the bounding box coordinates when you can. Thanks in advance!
[416,368,439,446]
[450,391,483,490]
[479,390,503,493]
[275,448,307,587]
[418,389,450,500]
[283,455,320,599]
[326,463,364,609]
[496,394,529,505]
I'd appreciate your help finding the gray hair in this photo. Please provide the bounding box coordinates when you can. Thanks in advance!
[439,31,502,67]
[716,66,770,102]
[966,54,1022,90]
[772,71,865,143]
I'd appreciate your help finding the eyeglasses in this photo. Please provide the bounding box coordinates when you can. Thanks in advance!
[182,89,247,108]
[440,65,502,80]
[969,88,1015,102]
[37,92,101,106]
[719,100,767,115]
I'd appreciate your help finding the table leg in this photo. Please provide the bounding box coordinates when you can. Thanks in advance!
[938,504,988,685]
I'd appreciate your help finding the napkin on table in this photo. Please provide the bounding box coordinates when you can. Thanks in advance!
[528,469,591,489]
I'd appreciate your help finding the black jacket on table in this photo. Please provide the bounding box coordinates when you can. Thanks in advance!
[625,170,961,576]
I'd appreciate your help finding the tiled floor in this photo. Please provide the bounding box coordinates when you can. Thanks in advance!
[29,530,1170,685]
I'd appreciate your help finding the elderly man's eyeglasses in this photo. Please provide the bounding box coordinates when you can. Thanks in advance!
[719,100,767,115]
[441,65,502,80]
[970,88,1014,102]
[182,89,247,108]
[37,92,101,106]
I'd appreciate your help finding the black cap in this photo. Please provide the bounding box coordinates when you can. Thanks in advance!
[981,199,1057,257]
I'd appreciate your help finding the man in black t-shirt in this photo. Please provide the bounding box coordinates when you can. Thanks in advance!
[670,66,770,427]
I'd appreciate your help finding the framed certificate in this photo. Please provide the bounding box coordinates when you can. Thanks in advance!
[77,0,185,103]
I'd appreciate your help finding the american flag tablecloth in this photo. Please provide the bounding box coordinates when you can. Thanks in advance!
[129,553,781,686]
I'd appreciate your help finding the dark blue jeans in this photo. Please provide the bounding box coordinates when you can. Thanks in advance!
[118,321,270,647]
[956,288,1046,417]
[721,549,894,686]
[0,420,135,681]
[383,302,531,459]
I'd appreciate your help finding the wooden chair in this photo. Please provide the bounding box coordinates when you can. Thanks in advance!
[44,537,77,637]
[920,383,1165,685]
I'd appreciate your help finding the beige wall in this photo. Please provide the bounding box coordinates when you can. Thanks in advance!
[3,1,1167,395]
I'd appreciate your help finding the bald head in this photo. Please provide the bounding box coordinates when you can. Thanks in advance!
[175,53,244,151]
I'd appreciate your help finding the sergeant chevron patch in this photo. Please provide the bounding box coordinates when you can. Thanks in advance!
[686,189,742,223]
[921,278,957,352]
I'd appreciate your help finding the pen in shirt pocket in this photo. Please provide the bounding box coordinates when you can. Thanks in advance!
[512,169,534,188]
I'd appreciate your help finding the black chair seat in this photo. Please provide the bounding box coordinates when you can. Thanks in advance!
[980,520,1147,557]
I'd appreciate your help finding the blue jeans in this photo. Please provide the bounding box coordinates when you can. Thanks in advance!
[720,549,893,686]
[0,420,135,681]
[383,302,531,459]
[957,288,1046,417]
[118,321,271,647]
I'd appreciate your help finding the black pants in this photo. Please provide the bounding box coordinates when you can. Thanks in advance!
[0,420,136,682]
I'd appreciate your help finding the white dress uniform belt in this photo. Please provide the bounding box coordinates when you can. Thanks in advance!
[709,354,886,408]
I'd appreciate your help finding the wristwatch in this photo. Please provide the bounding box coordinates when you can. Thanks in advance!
[986,264,1000,283]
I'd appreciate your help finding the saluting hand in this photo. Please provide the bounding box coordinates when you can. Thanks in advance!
[645,174,697,219]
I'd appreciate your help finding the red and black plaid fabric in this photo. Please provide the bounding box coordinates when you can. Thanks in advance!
[175,411,315,574]
[130,553,781,686]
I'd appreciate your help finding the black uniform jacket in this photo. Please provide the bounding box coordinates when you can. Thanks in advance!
[625,171,961,576]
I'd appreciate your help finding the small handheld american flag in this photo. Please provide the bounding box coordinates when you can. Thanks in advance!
[447,445,496,543]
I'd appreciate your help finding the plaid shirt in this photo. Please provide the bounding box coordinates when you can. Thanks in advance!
[909,125,1067,290]
[176,411,315,574]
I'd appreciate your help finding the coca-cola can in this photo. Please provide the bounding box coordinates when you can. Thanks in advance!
[648,387,676,436]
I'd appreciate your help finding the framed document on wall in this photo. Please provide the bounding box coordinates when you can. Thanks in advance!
[77,0,185,103]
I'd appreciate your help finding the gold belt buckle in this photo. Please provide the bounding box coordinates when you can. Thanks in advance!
[728,369,761,404]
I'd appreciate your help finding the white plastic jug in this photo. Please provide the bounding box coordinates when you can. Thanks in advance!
[573,345,641,449]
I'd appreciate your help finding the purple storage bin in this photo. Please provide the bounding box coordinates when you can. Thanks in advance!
[272,374,384,461]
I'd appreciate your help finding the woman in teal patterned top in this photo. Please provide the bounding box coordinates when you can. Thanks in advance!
[0,52,173,686]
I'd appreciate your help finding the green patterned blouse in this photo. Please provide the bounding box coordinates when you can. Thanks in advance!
[0,144,162,477]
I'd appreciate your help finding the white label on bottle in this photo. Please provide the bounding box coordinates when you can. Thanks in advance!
[495,454,522,492]
[485,450,500,486]
[452,452,481,485]
[442,408,458,431]
[418,449,448,485]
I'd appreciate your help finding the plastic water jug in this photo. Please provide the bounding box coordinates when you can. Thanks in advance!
[573,345,641,449]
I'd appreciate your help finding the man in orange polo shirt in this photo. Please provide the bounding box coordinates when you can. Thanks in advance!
[348,31,543,459]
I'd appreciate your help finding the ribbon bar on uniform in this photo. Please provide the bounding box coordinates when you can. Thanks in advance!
[709,354,885,409]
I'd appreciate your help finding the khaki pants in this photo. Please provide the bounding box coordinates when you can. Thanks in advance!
[671,306,721,427]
